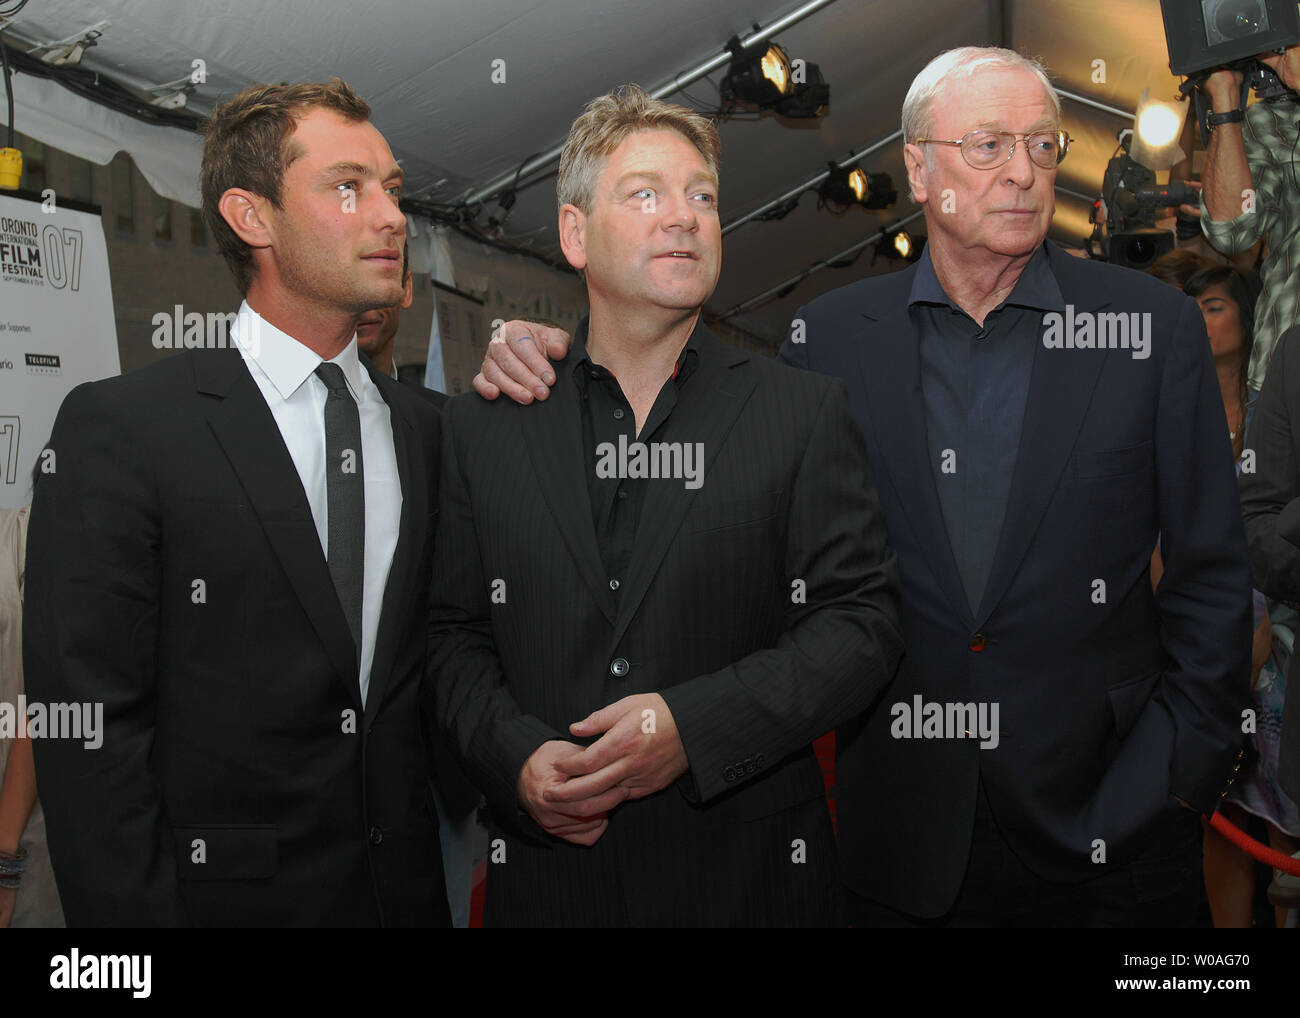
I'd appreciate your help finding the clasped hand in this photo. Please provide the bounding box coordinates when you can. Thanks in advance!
[516,693,688,846]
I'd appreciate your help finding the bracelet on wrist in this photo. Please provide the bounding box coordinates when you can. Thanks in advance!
[0,845,28,877]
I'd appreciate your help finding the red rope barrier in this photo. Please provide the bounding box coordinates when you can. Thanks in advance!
[1208,809,1300,876]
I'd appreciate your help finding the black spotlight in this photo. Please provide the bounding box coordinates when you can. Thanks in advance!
[721,36,831,119]
[722,37,795,106]
[819,166,897,210]
[776,61,830,119]
[877,227,923,263]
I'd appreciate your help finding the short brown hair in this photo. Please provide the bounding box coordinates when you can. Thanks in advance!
[556,85,720,214]
[201,79,371,295]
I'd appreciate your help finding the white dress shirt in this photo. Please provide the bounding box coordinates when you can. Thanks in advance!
[231,302,401,705]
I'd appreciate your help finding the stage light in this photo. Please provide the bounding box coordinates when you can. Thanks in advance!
[1137,104,1180,148]
[818,167,896,210]
[722,36,831,120]
[1130,88,1188,171]
[760,45,792,96]
[775,62,830,119]
[723,39,795,106]
[876,226,922,263]
[819,165,867,206]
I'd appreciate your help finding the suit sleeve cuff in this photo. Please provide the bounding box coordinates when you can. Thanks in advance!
[1173,727,1246,815]
[484,716,567,843]
[1278,497,1300,549]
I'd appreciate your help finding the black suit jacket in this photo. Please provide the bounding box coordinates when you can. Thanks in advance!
[1240,324,1300,805]
[781,242,1252,917]
[24,343,450,927]
[428,321,902,926]
[396,377,482,821]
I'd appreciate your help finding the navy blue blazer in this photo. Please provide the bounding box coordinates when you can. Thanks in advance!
[780,241,1251,917]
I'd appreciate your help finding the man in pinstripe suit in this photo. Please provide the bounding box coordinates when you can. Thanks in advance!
[428,85,902,926]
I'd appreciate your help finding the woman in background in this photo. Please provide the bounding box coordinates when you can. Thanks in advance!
[0,473,64,926]
[1184,265,1300,928]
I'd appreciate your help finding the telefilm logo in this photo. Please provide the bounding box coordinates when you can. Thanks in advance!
[24,352,62,376]
[0,215,42,285]
[1041,304,1151,360]
[49,950,151,998]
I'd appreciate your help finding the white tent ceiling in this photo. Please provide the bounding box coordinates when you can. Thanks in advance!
[0,0,1188,343]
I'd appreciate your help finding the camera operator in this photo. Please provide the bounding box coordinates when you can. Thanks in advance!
[1200,48,1300,390]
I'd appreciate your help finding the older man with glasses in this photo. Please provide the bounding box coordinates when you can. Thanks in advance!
[786,46,1250,928]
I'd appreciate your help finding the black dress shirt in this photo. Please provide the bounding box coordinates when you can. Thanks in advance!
[909,243,1065,613]
[570,318,700,604]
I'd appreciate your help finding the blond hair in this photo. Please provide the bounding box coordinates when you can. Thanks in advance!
[557,84,720,213]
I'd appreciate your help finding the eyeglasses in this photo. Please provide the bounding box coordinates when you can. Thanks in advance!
[913,129,1071,169]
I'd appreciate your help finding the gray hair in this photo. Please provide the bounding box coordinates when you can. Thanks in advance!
[901,47,1061,151]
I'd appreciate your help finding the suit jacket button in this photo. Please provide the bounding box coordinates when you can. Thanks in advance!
[368,826,383,845]
[723,766,736,782]
[968,633,987,652]
[610,657,630,677]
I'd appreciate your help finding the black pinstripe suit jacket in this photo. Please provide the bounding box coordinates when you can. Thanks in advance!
[428,320,902,926]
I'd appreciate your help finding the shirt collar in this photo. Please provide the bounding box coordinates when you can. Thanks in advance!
[569,315,703,386]
[231,300,367,401]
[907,241,1064,315]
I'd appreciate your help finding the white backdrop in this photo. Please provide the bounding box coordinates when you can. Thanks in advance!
[0,192,120,508]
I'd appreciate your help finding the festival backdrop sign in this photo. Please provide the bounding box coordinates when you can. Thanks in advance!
[0,191,120,508]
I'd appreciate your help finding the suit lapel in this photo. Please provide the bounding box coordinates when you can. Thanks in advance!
[194,346,362,706]
[520,359,618,625]
[973,244,1109,626]
[610,327,754,650]
[857,278,974,627]
[362,363,422,722]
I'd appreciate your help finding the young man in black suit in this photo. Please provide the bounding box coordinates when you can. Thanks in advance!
[429,85,902,926]
[24,79,449,926]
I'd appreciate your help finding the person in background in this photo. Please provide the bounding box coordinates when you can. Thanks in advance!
[1182,265,1298,926]
[0,485,64,928]
[1200,48,1300,390]
[1147,249,1214,291]
[355,244,415,380]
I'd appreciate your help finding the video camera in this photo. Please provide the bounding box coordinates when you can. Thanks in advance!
[1161,0,1300,137]
[1093,2,1300,267]
[1092,131,1200,269]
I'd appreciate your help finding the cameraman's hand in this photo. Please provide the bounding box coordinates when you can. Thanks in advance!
[1178,179,1203,220]
[1257,46,1300,94]
[1204,67,1244,111]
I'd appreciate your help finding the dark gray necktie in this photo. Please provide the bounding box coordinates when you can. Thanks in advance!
[314,362,364,663]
